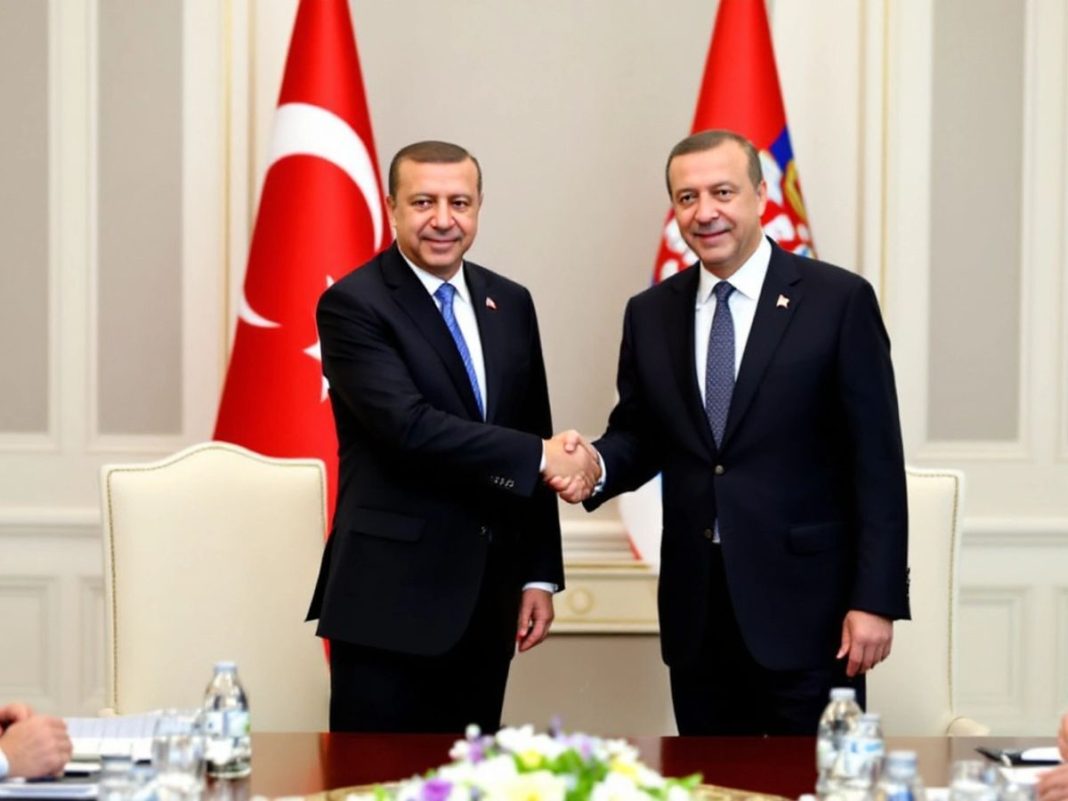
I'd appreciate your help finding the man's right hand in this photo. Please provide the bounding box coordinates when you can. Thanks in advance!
[0,716,72,779]
[542,430,601,503]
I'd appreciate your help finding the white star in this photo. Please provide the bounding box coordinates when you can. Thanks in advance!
[303,276,336,401]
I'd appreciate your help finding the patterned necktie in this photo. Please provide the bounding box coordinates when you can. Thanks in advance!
[705,281,735,447]
[434,282,485,419]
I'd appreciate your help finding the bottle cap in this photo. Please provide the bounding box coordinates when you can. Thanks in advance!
[830,687,856,702]
[214,660,237,672]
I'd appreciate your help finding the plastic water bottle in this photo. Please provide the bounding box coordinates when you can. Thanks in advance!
[834,712,885,801]
[202,661,251,778]
[816,688,863,800]
[875,751,925,801]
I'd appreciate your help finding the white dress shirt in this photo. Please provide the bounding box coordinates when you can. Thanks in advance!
[403,255,488,418]
[0,744,8,779]
[402,252,555,594]
[694,234,772,400]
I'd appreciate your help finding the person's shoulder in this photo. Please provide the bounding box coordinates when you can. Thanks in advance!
[782,247,871,294]
[465,259,533,301]
[626,262,699,310]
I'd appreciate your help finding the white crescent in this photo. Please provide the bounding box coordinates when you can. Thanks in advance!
[268,102,385,248]
[238,105,384,330]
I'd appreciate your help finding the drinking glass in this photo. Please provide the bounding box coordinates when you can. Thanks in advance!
[949,760,998,801]
[152,710,207,801]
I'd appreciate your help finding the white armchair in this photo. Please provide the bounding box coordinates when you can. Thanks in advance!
[99,442,330,731]
[867,467,987,735]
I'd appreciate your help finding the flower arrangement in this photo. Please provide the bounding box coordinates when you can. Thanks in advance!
[348,724,701,801]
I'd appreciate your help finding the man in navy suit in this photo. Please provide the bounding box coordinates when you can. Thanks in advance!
[307,141,597,733]
[554,130,909,735]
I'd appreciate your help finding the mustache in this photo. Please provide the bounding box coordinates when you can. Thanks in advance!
[692,221,731,235]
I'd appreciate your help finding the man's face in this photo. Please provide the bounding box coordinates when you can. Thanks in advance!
[387,157,481,280]
[668,141,767,278]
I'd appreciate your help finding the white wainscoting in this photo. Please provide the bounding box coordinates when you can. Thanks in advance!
[4,513,1065,735]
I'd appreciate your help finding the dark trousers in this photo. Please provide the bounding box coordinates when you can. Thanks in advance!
[329,538,517,734]
[668,546,864,735]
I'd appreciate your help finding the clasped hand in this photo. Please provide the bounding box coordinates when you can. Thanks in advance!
[541,430,601,503]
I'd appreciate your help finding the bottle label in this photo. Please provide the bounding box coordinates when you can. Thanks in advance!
[202,710,225,736]
[842,736,883,777]
[224,711,250,738]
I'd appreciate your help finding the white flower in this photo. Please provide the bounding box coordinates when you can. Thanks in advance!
[667,786,693,801]
[485,770,567,801]
[590,772,655,801]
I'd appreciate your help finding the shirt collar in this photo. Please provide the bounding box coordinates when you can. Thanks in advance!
[400,249,473,306]
[696,234,772,307]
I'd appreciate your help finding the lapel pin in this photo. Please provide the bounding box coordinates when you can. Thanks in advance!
[776,294,790,309]
[485,296,498,310]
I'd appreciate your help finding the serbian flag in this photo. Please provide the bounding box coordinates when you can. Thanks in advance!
[213,0,389,516]
[622,0,815,569]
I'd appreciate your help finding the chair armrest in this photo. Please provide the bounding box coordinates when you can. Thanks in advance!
[947,716,991,736]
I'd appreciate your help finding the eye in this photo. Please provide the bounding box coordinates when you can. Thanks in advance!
[715,188,734,200]
[412,198,432,209]
[452,199,470,210]
[676,192,696,206]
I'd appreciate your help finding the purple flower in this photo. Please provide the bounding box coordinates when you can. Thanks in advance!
[420,778,453,801]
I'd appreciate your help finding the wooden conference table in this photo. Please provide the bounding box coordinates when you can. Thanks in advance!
[233,733,1056,800]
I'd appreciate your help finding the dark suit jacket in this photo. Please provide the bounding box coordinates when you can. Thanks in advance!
[586,240,909,671]
[307,244,564,658]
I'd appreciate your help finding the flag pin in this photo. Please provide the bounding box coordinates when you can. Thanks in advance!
[486,296,498,310]
[776,294,790,309]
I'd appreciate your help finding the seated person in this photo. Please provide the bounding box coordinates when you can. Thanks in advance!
[0,703,72,779]
[1038,711,1068,801]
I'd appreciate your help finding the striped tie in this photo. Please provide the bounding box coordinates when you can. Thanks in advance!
[434,282,485,419]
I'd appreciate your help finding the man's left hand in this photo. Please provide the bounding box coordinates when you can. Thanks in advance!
[837,610,893,677]
[516,588,554,653]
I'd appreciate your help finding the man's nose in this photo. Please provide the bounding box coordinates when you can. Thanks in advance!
[695,193,719,222]
[432,201,452,229]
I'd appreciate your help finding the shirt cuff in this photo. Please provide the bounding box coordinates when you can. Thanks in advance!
[0,743,9,779]
[522,581,557,593]
[539,442,546,473]
[591,445,607,496]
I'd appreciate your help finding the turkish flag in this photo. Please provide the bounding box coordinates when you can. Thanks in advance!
[622,0,815,568]
[213,0,389,517]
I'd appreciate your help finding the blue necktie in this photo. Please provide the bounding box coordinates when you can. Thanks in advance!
[434,282,485,419]
[705,281,735,447]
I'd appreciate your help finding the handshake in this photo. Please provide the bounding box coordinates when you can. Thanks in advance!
[541,431,601,503]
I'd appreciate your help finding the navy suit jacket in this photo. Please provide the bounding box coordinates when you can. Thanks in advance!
[586,240,909,671]
[307,244,564,658]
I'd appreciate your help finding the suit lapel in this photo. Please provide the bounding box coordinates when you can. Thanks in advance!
[721,242,803,448]
[464,264,503,423]
[666,265,718,459]
[380,245,482,420]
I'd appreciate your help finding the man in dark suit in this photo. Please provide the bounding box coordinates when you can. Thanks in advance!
[553,130,909,735]
[307,141,596,733]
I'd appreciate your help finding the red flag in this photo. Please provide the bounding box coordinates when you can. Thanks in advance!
[213,0,389,516]
[623,0,815,568]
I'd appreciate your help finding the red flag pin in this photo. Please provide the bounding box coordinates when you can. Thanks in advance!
[486,297,497,310]
[777,294,790,309]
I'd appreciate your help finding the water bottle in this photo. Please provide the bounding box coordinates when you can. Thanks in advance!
[875,751,926,801]
[816,687,863,800]
[833,712,885,801]
[202,661,252,778]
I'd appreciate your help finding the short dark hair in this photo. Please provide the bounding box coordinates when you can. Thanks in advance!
[665,129,762,196]
[388,140,482,197]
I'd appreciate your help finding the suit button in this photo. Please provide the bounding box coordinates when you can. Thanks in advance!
[714,464,725,475]
[703,528,714,540]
